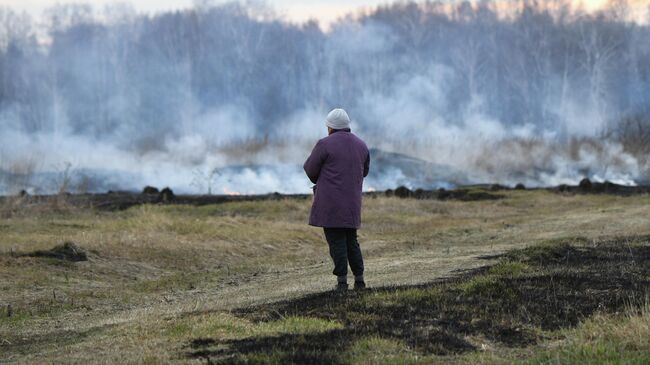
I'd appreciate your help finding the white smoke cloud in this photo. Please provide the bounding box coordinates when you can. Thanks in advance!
[1,2,647,195]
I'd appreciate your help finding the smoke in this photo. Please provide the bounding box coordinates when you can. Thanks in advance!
[0,1,649,195]
[353,66,642,188]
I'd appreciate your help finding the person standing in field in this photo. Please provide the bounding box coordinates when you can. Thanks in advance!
[303,108,370,291]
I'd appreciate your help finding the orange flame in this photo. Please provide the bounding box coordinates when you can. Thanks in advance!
[223,187,242,196]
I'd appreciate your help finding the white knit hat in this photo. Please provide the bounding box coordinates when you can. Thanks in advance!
[325,108,351,130]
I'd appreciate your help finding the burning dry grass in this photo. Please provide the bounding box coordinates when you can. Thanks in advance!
[471,136,640,186]
[1,190,650,363]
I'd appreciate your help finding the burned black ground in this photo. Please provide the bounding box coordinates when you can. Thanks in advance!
[186,236,650,364]
[4,179,647,213]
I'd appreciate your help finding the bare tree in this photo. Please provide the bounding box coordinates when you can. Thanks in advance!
[577,17,624,130]
[54,162,73,194]
[2,157,37,195]
[191,167,220,195]
[615,115,650,159]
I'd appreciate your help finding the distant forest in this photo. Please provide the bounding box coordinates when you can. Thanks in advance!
[1,0,650,191]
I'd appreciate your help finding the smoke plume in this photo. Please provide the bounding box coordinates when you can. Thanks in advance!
[0,1,649,195]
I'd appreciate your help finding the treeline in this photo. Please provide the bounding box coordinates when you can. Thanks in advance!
[0,0,649,151]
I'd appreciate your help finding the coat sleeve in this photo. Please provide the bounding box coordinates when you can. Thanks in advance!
[304,140,327,184]
[363,149,370,178]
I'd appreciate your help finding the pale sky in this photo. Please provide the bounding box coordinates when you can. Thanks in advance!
[0,0,645,26]
[0,0,393,26]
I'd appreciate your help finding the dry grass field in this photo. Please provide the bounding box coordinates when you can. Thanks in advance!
[1,189,649,364]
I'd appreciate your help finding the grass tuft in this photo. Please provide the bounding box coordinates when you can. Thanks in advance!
[521,303,650,365]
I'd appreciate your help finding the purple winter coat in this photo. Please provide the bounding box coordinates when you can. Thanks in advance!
[303,129,370,228]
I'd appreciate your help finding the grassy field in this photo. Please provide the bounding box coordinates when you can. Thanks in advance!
[1,190,649,364]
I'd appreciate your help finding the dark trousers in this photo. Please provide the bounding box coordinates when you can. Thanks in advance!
[323,228,364,278]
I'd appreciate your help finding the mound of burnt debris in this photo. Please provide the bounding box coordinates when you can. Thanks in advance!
[383,186,504,201]
[4,179,649,212]
[142,186,159,194]
[25,188,299,211]
[385,179,650,200]
[23,242,88,262]
[553,178,650,195]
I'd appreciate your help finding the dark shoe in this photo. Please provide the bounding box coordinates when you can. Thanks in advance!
[354,281,366,290]
[336,283,349,291]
